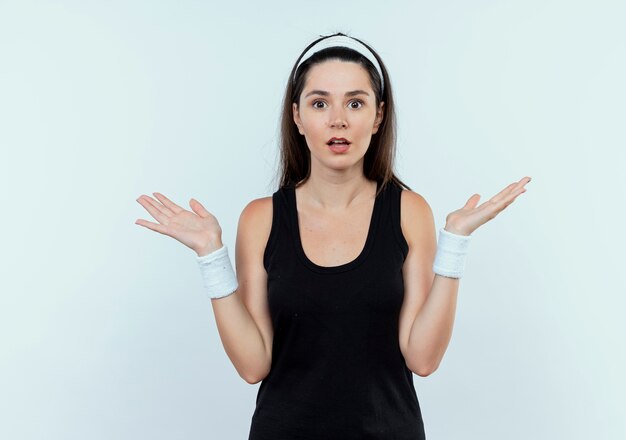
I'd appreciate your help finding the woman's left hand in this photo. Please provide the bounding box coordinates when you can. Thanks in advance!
[443,176,532,236]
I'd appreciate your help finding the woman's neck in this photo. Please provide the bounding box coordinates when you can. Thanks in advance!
[296,174,376,210]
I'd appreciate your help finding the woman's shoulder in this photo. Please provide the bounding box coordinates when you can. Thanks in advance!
[399,188,435,247]
[237,195,274,248]
[240,195,273,227]
[399,187,430,207]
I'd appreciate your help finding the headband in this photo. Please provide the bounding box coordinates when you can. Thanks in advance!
[293,35,385,94]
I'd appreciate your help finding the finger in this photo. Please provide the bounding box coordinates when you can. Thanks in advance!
[490,177,530,205]
[498,188,526,212]
[136,196,171,224]
[505,182,528,202]
[143,195,175,217]
[510,187,527,202]
[510,176,531,193]
[480,185,527,214]
[189,198,213,218]
[464,194,481,210]
[489,182,518,204]
[153,192,184,215]
[135,218,169,235]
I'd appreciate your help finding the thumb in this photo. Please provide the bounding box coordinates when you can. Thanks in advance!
[464,194,480,209]
[189,198,211,218]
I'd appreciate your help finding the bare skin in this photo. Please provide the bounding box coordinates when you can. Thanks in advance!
[133,58,532,380]
[134,194,223,257]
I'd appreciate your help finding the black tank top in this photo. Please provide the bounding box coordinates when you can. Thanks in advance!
[248,180,426,440]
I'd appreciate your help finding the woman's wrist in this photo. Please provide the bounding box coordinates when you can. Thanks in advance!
[196,235,224,257]
[196,244,238,299]
[433,227,472,278]
[443,224,471,236]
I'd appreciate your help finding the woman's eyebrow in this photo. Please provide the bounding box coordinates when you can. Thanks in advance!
[304,89,370,98]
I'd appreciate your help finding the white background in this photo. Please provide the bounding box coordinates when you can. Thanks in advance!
[1,0,624,438]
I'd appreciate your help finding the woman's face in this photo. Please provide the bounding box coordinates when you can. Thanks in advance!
[293,59,384,174]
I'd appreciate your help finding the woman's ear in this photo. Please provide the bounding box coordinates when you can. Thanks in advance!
[372,101,385,134]
[293,102,304,135]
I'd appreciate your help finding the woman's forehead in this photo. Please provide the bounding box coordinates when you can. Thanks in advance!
[303,60,373,94]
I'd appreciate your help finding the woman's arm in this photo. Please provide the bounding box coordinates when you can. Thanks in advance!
[399,178,530,375]
[397,190,458,377]
[405,274,460,376]
[209,198,274,384]
[135,192,274,383]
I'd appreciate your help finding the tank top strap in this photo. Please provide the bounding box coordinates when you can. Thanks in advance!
[385,180,409,258]
[262,184,292,271]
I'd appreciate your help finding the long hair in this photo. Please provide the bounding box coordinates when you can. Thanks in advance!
[274,31,412,197]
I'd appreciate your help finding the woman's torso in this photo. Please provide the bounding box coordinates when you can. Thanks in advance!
[248,179,426,440]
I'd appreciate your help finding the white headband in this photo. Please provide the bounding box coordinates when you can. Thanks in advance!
[293,35,385,94]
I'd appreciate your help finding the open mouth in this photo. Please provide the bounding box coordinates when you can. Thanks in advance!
[327,137,351,146]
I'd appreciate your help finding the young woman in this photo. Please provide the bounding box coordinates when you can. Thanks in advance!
[135,32,531,439]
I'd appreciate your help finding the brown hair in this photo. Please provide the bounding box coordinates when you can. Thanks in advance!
[273,31,412,197]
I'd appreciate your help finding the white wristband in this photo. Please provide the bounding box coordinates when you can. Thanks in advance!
[433,227,472,279]
[196,245,238,299]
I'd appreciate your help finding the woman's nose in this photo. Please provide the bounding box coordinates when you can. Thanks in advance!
[329,110,347,128]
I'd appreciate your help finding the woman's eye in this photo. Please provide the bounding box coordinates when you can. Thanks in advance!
[312,100,364,109]
[349,100,364,109]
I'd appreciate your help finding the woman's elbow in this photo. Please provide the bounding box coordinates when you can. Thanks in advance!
[242,363,271,384]
[408,360,436,377]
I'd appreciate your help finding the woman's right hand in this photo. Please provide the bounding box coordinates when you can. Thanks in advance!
[135,192,223,257]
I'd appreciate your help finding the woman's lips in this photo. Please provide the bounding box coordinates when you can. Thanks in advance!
[328,142,350,153]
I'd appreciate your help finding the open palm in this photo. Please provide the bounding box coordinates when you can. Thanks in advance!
[445,176,532,236]
[135,192,222,254]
